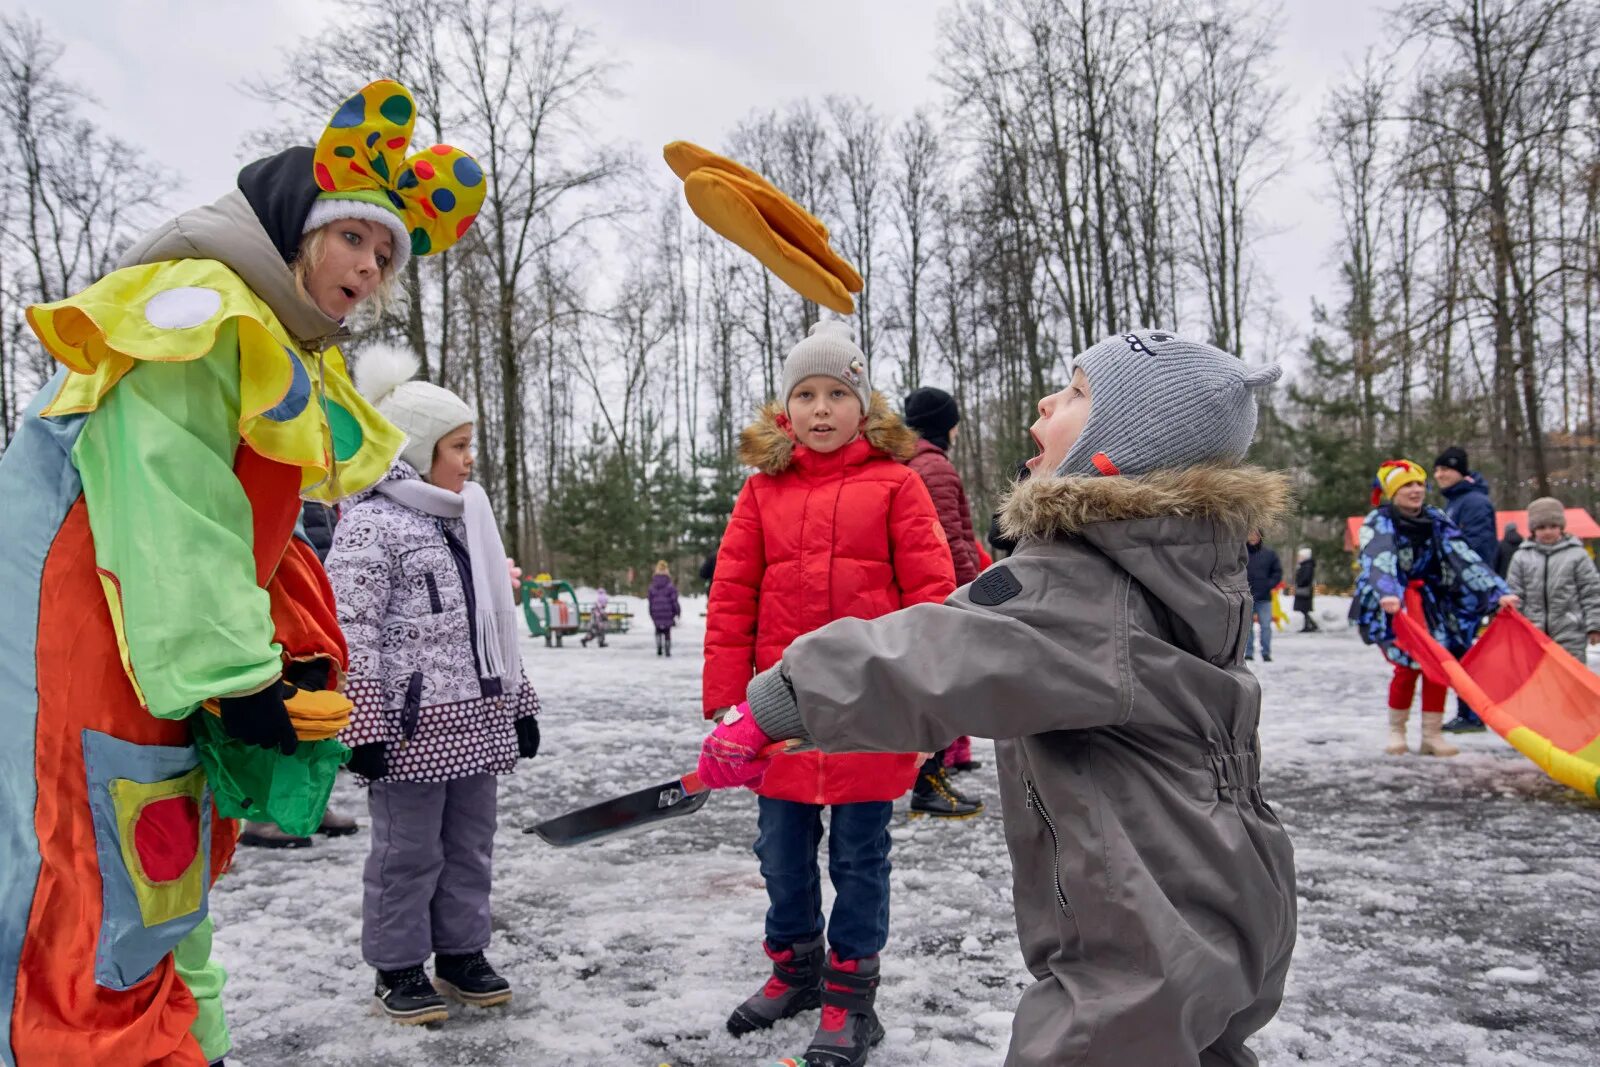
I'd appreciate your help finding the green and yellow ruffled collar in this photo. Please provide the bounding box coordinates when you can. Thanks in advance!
[30,258,402,502]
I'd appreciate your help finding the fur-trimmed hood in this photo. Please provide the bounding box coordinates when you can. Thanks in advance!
[738,391,918,475]
[999,465,1292,542]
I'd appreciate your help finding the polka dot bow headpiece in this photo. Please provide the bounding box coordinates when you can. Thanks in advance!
[305,79,485,269]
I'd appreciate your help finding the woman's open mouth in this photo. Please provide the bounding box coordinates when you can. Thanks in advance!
[340,285,356,301]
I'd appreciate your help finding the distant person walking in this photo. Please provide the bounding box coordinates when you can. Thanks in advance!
[1245,530,1282,662]
[648,561,681,657]
[581,587,610,648]
[1293,548,1319,633]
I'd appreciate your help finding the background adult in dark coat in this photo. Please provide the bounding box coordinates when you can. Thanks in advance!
[1432,446,1495,730]
[1293,548,1318,632]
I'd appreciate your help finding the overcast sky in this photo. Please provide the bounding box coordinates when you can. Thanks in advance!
[26,0,1394,363]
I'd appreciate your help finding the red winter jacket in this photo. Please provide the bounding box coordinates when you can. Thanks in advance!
[904,437,981,586]
[703,395,957,804]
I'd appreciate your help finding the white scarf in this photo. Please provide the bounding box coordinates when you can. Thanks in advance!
[377,477,520,680]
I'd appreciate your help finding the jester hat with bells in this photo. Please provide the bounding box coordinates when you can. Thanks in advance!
[664,141,863,315]
[306,79,487,270]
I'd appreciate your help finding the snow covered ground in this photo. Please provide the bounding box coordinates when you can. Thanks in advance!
[214,597,1600,1066]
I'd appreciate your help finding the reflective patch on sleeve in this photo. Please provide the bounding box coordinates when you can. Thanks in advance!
[970,566,1023,606]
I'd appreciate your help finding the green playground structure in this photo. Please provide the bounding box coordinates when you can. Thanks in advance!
[520,575,633,646]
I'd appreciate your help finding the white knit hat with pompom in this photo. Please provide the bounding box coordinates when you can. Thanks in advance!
[355,344,474,476]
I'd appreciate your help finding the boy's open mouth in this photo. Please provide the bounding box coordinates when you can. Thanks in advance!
[1024,429,1044,468]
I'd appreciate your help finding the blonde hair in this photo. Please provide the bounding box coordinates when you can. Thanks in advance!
[292,222,405,319]
[654,560,670,575]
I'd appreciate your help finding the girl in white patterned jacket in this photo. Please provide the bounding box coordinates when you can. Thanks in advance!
[326,345,540,1025]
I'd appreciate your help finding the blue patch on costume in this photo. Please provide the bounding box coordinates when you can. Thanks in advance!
[261,346,312,423]
[82,730,212,991]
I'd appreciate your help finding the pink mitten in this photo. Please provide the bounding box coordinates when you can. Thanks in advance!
[697,703,774,790]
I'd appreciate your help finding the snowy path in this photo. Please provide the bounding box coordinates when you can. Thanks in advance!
[214,601,1599,1066]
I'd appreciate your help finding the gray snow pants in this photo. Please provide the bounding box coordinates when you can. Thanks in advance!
[362,773,498,971]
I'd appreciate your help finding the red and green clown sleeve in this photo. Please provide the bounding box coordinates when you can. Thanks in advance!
[0,259,400,1067]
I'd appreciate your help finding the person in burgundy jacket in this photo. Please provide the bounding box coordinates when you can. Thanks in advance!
[703,321,956,1065]
[902,387,988,813]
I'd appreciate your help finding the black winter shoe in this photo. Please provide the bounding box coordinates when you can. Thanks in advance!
[728,936,824,1036]
[434,951,512,1007]
[1441,711,1487,733]
[805,953,886,1067]
[374,965,449,1024]
[909,759,983,819]
[238,822,313,849]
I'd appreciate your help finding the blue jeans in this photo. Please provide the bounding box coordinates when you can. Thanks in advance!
[754,797,893,962]
[1245,599,1273,658]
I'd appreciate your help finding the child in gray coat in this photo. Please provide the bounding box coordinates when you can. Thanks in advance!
[1507,496,1600,663]
[698,332,1296,1067]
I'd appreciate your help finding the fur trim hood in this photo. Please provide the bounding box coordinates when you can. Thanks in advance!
[999,465,1292,542]
[738,392,918,475]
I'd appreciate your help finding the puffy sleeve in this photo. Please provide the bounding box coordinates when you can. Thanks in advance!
[747,560,1127,750]
[907,452,978,585]
[325,504,398,745]
[703,479,765,715]
[1573,552,1600,633]
[71,351,281,719]
[888,471,958,608]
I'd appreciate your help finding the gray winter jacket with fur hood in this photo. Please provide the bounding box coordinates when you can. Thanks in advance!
[1506,535,1600,660]
[746,465,1298,1067]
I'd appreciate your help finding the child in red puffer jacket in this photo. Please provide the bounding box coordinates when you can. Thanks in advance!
[703,320,955,1066]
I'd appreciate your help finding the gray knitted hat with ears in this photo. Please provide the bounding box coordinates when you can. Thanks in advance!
[780,319,870,410]
[1059,330,1283,477]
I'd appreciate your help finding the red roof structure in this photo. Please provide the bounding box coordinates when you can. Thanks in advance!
[1344,508,1600,551]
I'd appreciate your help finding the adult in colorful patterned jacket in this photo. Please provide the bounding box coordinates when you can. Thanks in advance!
[326,345,541,1026]
[1355,460,1517,758]
[0,79,483,1067]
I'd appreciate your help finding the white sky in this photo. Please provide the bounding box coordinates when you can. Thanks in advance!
[24,0,1393,362]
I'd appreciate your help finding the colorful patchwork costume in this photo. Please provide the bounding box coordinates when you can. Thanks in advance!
[0,80,482,1066]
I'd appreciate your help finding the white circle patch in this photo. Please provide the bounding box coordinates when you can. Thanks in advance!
[144,287,222,330]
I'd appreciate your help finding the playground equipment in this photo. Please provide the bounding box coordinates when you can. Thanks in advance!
[521,575,582,646]
[519,575,635,646]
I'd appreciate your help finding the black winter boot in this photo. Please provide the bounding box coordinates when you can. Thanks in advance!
[374,965,449,1024]
[908,756,983,819]
[434,950,512,1007]
[727,935,824,1036]
[805,952,886,1067]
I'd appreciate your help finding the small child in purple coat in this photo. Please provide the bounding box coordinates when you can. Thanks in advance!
[647,560,682,656]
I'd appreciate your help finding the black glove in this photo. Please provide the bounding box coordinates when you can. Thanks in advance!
[218,681,300,755]
[346,742,388,780]
[515,716,540,760]
[283,657,333,691]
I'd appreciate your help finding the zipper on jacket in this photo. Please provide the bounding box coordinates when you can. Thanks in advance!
[1025,780,1074,919]
[424,572,444,614]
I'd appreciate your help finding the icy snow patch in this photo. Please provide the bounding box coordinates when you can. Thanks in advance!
[1484,965,1544,985]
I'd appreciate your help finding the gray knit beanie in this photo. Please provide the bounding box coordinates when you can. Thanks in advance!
[780,320,870,410]
[1060,330,1283,477]
[1527,497,1566,530]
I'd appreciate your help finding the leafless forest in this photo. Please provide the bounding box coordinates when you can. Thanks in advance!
[2,0,1597,587]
